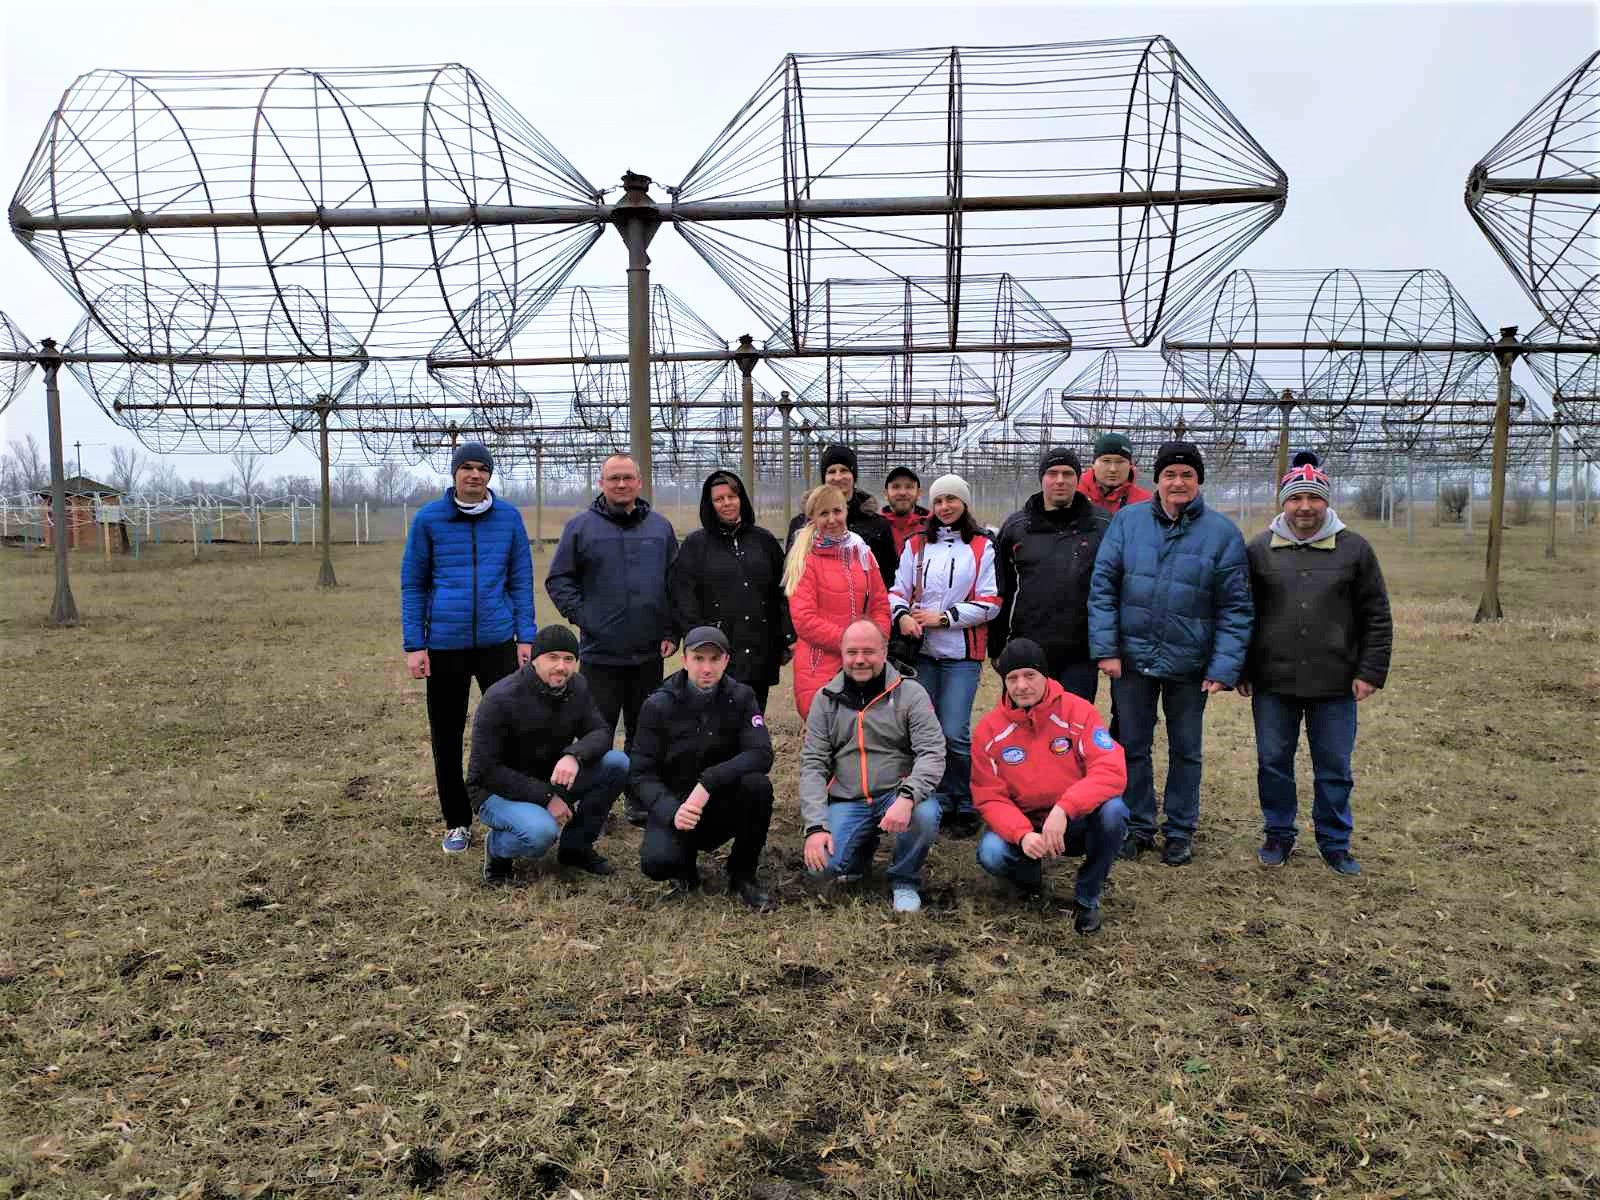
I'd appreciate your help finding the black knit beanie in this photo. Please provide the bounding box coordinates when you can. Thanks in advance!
[820,443,859,480]
[1152,440,1205,484]
[996,638,1048,679]
[1038,446,1082,479]
[530,625,580,659]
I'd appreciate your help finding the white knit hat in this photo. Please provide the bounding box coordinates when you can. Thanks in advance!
[928,473,973,511]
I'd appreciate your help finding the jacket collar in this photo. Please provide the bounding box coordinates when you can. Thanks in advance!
[591,493,652,527]
[999,677,1065,727]
[821,661,904,711]
[1023,490,1093,527]
[1153,493,1207,527]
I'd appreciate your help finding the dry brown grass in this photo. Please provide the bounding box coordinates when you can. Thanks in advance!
[0,512,1596,1200]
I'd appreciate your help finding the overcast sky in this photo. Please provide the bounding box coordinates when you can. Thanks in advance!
[1,0,1594,485]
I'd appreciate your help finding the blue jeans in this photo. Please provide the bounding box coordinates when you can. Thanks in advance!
[478,749,629,860]
[976,797,1129,907]
[1111,671,1209,842]
[914,655,982,816]
[1252,692,1357,854]
[813,788,942,888]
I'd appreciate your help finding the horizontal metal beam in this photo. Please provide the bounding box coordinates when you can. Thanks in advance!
[1478,177,1600,196]
[429,339,1071,368]
[10,186,1284,234]
[1163,339,1600,355]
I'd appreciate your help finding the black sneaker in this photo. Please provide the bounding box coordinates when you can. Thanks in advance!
[1257,838,1293,867]
[730,878,776,913]
[558,848,614,876]
[1073,903,1103,935]
[662,873,701,900]
[1161,838,1192,867]
[623,797,649,828]
[1322,850,1362,876]
[1119,834,1153,861]
[482,840,513,888]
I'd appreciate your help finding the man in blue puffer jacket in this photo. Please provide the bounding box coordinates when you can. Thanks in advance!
[546,453,679,830]
[1088,441,1252,867]
[402,442,536,856]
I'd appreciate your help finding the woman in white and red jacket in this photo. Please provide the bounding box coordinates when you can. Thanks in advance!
[888,474,1000,836]
[971,638,1129,934]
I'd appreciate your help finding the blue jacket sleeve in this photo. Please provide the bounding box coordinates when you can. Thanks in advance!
[1087,512,1126,661]
[1204,524,1254,686]
[400,511,432,651]
[545,517,584,625]
[506,512,537,643]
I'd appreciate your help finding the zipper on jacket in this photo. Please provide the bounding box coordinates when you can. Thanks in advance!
[854,680,901,798]
[470,521,480,648]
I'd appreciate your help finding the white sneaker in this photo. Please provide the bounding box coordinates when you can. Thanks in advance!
[891,885,922,913]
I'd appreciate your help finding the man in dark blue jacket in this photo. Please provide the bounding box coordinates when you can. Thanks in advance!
[1088,441,1252,867]
[401,442,536,855]
[546,453,679,826]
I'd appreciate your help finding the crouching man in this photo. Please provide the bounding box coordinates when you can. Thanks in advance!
[799,619,946,913]
[971,638,1129,934]
[467,626,629,884]
[633,627,778,911]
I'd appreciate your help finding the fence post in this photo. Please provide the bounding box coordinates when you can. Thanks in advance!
[255,502,263,558]
[190,506,199,558]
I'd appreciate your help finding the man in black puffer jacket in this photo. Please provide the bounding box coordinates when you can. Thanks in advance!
[784,443,898,588]
[632,627,777,911]
[669,469,793,712]
[467,626,629,884]
[992,448,1112,702]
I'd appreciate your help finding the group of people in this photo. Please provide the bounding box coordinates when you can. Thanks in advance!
[400,432,1393,931]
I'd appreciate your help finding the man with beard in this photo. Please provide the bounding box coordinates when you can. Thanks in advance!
[469,626,629,885]
[668,470,792,712]
[992,448,1112,702]
[1089,441,1253,868]
[546,453,679,835]
[784,443,899,588]
[633,627,778,911]
[880,466,929,558]
[1240,453,1392,876]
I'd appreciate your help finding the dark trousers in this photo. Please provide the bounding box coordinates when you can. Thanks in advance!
[585,659,665,799]
[639,773,775,883]
[1112,670,1209,842]
[426,640,519,828]
[1049,656,1100,704]
[1252,692,1358,854]
[749,682,771,714]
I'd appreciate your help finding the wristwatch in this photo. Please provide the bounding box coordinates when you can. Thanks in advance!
[939,612,951,627]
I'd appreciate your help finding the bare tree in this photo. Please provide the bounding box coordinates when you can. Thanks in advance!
[5,435,48,491]
[370,461,412,506]
[145,461,183,497]
[334,463,369,505]
[229,451,263,500]
[109,445,146,496]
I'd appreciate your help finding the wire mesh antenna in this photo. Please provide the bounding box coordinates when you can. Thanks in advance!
[66,283,367,455]
[1163,268,1493,413]
[1526,316,1600,459]
[433,284,736,452]
[0,311,35,414]
[1467,50,1600,339]
[671,38,1285,349]
[10,66,602,358]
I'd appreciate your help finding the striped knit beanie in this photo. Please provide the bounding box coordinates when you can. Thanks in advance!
[1279,450,1331,506]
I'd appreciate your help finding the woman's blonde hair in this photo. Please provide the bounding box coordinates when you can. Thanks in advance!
[782,485,849,596]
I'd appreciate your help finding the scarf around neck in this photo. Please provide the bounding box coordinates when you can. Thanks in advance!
[454,492,493,517]
[1269,507,1346,546]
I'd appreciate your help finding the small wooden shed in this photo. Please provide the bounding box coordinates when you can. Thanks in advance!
[36,476,129,550]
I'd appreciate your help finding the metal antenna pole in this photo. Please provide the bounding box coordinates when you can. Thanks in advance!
[316,395,337,588]
[1547,419,1559,560]
[1406,457,1416,546]
[534,437,545,558]
[1474,327,1519,623]
[40,340,79,626]
[800,421,814,492]
[736,334,759,500]
[611,171,662,499]
[779,393,794,524]
[1275,390,1294,483]
[73,439,82,479]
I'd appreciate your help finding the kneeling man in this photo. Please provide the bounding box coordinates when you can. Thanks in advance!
[972,638,1129,934]
[468,625,629,884]
[800,619,946,913]
[633,627,778,910]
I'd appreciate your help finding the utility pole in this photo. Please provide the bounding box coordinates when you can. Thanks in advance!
[42,340,79,626]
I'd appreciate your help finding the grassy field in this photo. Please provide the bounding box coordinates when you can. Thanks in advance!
[1,510,1596,1200]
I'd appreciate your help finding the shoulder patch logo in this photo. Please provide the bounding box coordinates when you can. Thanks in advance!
[1049,736,1071,756]
[751,713,765,727]
[1092,728,1114,750]
[1001,746,1027,765]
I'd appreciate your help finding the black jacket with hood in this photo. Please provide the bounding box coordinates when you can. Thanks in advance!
[785,489,899,588]
[466,668,612,811]
[668,471,794,687]
[992,491,1111,668]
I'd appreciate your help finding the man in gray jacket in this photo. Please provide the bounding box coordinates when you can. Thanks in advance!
[800,619,947,913]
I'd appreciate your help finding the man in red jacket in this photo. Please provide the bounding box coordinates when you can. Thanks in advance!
[971,638,1129,933]
[880,466,929,558]
[1078,432,1152,515]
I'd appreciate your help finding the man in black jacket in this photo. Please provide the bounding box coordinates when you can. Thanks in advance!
[632,627,778,911]
[784,443,899,588]
[992,448,1112,701]
[467,626,630,884]
[1239,454,1393,877]
[668,469,793,712]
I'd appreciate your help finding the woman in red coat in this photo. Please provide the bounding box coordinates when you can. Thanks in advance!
[783,485,891,718]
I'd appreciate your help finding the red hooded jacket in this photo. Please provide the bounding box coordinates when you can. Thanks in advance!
[1078,470,1152,514]
[971,679,1127,842]
[880,504,930,558]
[788,533,891,718]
